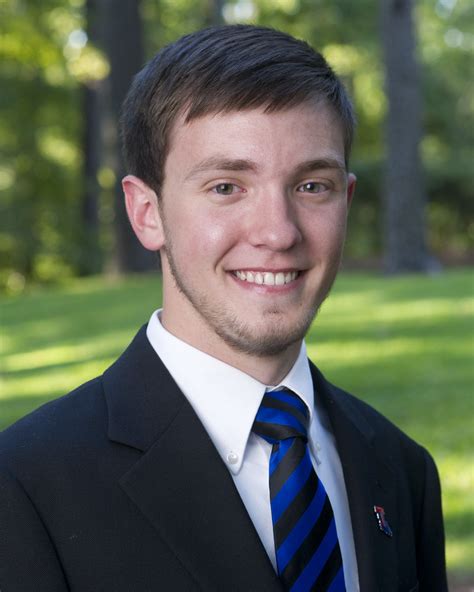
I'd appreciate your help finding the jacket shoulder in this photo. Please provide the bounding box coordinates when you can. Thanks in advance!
[0,376,106,467]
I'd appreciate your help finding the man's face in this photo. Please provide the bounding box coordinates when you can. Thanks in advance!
[158,102,355,360]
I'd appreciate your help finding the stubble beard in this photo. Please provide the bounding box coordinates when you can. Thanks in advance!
[162,240,328,358]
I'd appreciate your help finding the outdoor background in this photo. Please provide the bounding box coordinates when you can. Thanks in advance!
[1,0,473,589]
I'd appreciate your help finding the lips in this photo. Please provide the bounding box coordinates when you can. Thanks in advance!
[233,270,299,286]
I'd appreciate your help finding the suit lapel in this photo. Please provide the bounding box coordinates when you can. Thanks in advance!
[103,327,282,591]
[311,363,399,592]
[103,327,401,590]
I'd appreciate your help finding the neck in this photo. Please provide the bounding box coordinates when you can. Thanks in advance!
[159,312,301,386]
[214,341,302,386]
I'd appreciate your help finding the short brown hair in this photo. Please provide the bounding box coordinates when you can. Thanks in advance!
[121,24,355,196]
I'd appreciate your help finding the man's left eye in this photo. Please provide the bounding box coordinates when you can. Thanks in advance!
[297,182,327,193]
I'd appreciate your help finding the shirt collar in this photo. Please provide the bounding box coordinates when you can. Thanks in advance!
[146,309,314,474]
[275,342,314,422]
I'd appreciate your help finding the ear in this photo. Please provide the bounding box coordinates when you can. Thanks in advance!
[346,173,357,208]
[122,175,165,251]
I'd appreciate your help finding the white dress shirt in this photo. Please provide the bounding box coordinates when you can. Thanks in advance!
[146,310,359,591]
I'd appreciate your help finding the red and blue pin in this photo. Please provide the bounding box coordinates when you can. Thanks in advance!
[374,505,393,537]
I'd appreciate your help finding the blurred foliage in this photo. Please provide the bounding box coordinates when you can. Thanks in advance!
[1,0,473,292]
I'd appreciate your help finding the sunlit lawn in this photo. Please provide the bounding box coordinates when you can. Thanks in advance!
[1,268,473,584]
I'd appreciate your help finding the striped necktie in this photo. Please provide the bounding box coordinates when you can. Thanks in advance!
[253,390,345,592]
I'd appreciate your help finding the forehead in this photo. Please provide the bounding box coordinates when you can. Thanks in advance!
[165,102,346,173]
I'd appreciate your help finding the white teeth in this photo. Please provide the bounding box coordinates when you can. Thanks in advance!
[263,272,275,286]
[234,270,299,285]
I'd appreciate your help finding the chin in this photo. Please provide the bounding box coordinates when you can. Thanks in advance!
[212,311,316,358]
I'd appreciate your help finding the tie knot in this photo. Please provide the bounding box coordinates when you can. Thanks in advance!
[252,390,310,444]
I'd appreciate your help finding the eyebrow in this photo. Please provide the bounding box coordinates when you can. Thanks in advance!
[184,156,346,181]
[184,158,258,181]
[293,158,346,176]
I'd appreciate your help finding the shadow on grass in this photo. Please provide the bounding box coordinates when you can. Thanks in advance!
[445,512,474,542]
[2,353,117,379]
[331,269,472,302]
[2,275,161,355]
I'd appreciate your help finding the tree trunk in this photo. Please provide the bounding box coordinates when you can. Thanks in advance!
[80,0,102,276]
[380,0,432,273]
[100,0,156,273]
[205,0,225,26]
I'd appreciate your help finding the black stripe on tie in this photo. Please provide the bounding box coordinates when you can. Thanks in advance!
[280,495,335,588]
[253,421,301,442]
[260,396,309,436]
[311,544,344,591]
[274,465,318,549]
[269,438,306,500]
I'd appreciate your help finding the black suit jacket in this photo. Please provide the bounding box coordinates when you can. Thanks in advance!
[0,327,447,591]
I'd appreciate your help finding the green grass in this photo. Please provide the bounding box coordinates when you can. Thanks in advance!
[1,269,473,582]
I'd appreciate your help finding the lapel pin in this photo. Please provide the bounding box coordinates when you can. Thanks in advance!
[374,505,393,537]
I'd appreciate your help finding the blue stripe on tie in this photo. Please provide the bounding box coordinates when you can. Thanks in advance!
[257,407,306,435]
[271,450,313,523]
[266,390,308,415]
[269,438,293,476]
[276,477,326,571]
[327,566,346,592]
[289,519,339,592]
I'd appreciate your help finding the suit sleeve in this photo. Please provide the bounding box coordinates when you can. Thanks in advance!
[0,469,69,592]
[417,449,448,592]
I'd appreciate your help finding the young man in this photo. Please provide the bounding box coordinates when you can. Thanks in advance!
[0,25,447,591]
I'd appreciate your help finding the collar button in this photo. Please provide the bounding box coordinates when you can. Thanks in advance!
[227,451,239,465]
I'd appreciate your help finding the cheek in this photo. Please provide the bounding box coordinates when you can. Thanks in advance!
[304,205,348,252]
[171,208,238,264]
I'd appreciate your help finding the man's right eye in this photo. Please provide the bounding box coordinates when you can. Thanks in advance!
[213,183,239,195]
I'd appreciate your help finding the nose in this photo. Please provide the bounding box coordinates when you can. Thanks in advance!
[246,189,302,251]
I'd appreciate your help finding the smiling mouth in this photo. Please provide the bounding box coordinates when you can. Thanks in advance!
[232,270,300,286]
